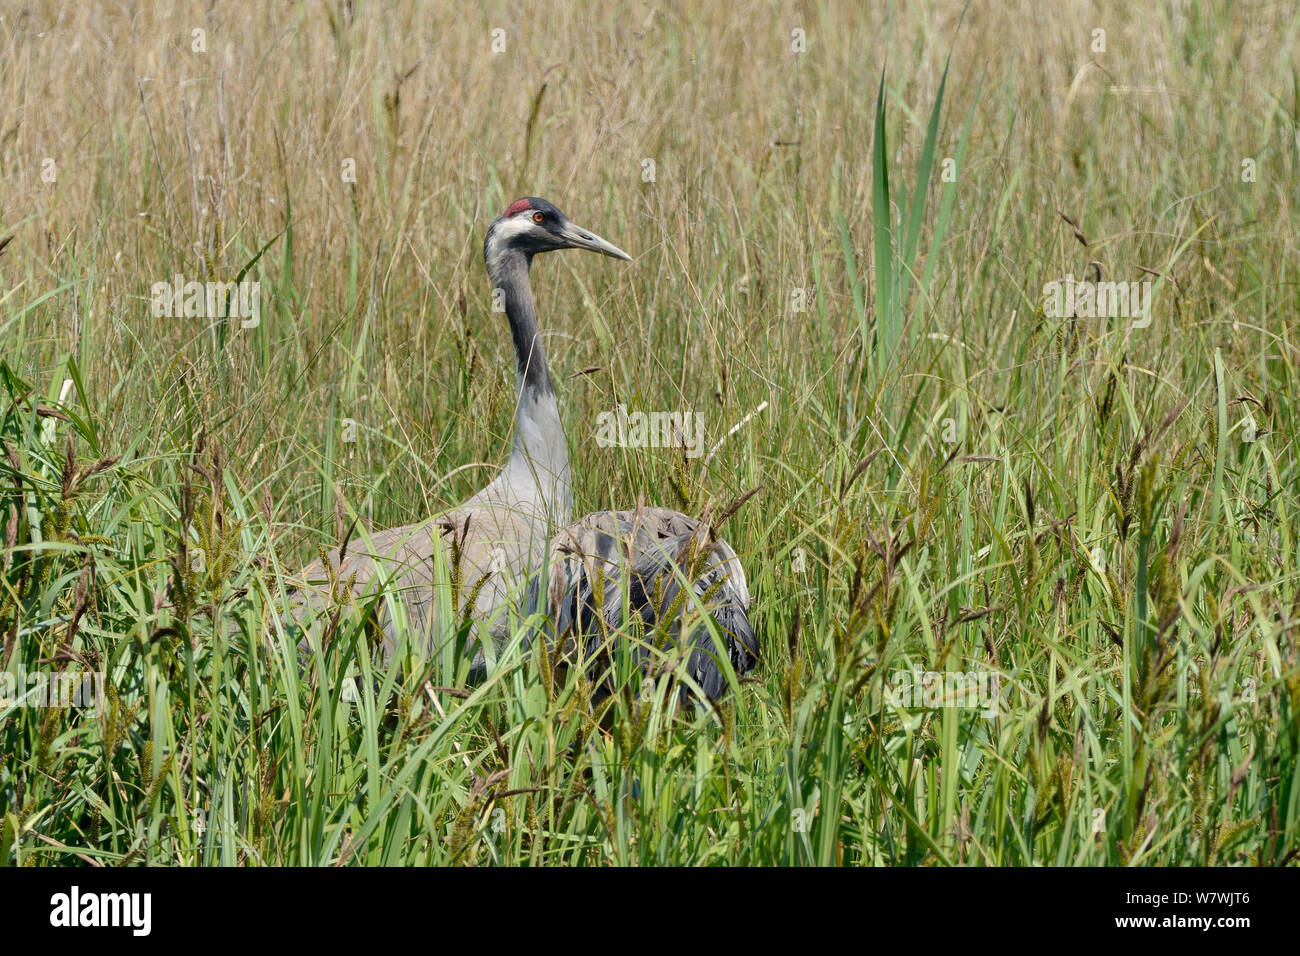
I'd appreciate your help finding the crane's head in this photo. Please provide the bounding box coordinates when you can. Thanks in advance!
[485,197,631,267]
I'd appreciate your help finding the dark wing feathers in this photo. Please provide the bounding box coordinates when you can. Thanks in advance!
[525,508,757,700]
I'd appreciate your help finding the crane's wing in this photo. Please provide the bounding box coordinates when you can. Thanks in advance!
[525,507,758,700]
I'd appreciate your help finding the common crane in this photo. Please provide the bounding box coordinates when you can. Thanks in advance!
[291,198,757,698]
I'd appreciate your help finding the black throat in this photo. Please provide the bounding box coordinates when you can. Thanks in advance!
[487,247,555,399]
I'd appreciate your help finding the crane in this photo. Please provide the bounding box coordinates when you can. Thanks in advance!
[292,198,757,698]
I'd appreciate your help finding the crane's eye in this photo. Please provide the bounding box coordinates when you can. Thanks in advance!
[532,211,545,223]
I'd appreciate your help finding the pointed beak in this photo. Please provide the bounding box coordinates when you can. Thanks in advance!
[561,222,632,261]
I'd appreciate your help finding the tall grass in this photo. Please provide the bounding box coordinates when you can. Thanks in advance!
[1,0,1297,865]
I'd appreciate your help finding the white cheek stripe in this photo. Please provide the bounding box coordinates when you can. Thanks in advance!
[485,215,547,272]
[492,215,540,245]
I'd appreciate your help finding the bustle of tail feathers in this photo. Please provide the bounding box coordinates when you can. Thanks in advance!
[522,508,758,700]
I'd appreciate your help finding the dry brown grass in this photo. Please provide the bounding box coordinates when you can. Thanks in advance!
[5,3,1293,539]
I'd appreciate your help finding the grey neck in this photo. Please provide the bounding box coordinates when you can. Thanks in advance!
[486,248,571,521]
